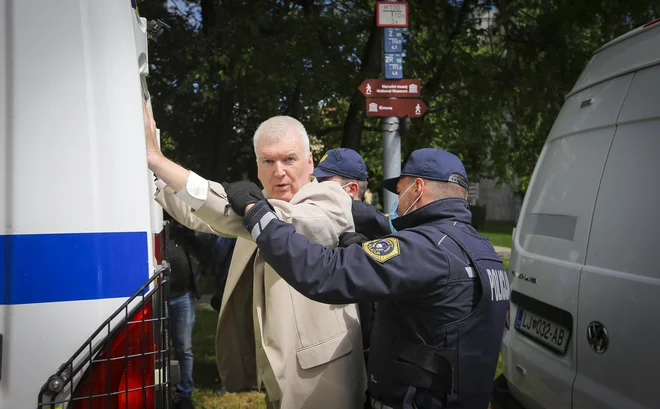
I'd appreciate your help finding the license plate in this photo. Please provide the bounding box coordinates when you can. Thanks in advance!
[515,308,570,354]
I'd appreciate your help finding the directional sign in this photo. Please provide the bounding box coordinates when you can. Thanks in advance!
[384,53,403,79]
[359,79,421,98]
[385,28,403,53]
[366,98,428,117]
[376,2,409,27]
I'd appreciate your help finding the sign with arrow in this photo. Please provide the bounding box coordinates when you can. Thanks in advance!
[366,98,428,117]
[359,79,421,98]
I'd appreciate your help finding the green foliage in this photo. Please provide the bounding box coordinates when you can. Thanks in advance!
[141,0,660,203]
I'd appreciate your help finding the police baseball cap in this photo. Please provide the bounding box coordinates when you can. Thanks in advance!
[382,148,469,193]
[312,148,368,181]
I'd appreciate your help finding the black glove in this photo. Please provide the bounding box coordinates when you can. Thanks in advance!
[224,181,266,216]
[338,232,369,247]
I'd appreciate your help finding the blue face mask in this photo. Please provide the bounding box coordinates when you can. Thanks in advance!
[387,182,421,233]
[388,201,400,234]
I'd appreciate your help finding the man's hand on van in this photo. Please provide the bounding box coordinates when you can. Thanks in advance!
[143,100,161,162]
[142,100,191,192]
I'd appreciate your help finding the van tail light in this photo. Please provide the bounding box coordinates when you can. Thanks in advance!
[37,269,171,409]
[71,302,156,409]
[643,18,660,28]
[154,230,164,265]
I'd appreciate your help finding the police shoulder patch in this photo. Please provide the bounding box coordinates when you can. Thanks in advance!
[362,237,400,263]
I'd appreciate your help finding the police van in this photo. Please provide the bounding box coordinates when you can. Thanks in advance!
[1,2,171,408]
[493,18,660,409]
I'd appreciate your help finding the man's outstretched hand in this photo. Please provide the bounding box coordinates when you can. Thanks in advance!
[225,181,266,216]
[143,100,161,163]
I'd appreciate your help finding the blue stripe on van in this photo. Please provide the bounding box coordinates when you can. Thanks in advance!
[0,231,149,305]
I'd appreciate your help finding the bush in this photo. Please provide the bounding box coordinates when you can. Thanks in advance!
[471,204,487,230]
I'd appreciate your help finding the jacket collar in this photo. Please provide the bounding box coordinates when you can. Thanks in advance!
[392,198,472,230]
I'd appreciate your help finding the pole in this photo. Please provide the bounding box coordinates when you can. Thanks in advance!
[382,0,402,212]
[382,117,400,212]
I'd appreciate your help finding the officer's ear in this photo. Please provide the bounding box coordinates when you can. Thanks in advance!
[415,178,425,194]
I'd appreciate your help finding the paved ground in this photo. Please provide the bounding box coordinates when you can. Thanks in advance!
[494,246,511,259]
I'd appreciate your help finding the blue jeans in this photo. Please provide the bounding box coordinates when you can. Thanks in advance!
[170,292,195,402]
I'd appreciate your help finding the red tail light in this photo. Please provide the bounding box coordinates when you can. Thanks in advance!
[154,232,164,265]
[643,18,660,28]
[72,301,156,409]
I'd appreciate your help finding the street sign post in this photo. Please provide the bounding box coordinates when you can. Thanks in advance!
[366,98,428,117]
[384,53,403,79]
[359,79,420,98]
[384,28,403,53]
[376,2,409,27]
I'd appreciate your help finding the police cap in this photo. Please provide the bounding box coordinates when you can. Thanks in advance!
[312,148,368,181]
[382,148,469,193]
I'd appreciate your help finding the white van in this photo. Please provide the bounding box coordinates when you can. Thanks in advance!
[1,2,169,408]
[492,18,660,409]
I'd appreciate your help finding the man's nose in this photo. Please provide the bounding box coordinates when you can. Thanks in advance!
[273,162,286,177]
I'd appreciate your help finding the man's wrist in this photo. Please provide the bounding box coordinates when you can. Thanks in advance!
[245,203,255,214]
[244,201,279,241]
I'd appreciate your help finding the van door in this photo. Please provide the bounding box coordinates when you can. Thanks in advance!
[574,65,660,409]
[502,72,633,409]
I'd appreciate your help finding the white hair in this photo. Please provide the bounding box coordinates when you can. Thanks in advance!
[253,116,310,156]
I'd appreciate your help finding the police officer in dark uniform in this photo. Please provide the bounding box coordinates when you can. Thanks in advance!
[312,148,382,360]
[224,148,510,409]
[313,147,390,240]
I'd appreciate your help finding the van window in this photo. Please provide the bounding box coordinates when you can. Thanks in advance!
[518,132,612,264]
[517,75,632,264]
[586,67,660,277]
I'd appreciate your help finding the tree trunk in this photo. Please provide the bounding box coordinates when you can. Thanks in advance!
[341,11,381,151]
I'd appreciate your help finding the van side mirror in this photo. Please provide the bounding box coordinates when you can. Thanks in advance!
[147,19,171,39]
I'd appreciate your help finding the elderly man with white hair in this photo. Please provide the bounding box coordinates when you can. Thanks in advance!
[143,104,366,409]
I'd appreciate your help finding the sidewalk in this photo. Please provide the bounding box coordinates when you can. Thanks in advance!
[493,246,511,259]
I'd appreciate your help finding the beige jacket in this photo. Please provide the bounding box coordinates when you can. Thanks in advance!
[156,178,366,409]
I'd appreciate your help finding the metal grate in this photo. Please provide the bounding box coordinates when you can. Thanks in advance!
[37,266,171,409]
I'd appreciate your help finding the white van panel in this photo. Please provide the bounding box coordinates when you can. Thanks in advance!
[4,0,151,236]
[548,75,632,141]
[574,119,660,409]
[571,24,660,94]
[517,129,614,264]
[617,65,660,123]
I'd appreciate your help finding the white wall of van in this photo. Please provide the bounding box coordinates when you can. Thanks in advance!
[0,1,160,407]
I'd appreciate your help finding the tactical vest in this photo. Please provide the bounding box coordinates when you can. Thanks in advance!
[368,222,509,409]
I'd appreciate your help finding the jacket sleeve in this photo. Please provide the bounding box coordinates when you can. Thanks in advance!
[157,179,354,247]
[245,201,448,304]
[352,200,391,239]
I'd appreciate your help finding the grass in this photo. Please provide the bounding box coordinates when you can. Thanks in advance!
[190,302,267,409]
[477,221,515,249]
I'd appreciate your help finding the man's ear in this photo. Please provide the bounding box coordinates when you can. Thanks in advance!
[415,178,425,194]
[347,182,359,199]
[307,153,314,175]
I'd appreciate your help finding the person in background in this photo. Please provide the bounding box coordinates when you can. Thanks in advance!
[311,148,379,364]
[312,148,390,240]
[167,221,202,409]
[210,236,237,312]
[312,148,369,201]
